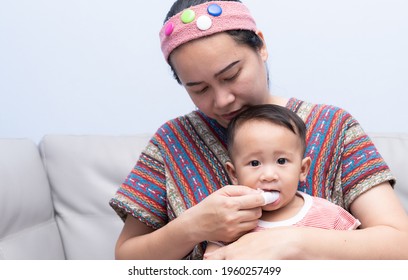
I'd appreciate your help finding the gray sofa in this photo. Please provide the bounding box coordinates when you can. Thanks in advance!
[1,133,407,259]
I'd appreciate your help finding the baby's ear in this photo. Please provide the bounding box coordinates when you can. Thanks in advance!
[299,157,311,182]
[225,161,239,185]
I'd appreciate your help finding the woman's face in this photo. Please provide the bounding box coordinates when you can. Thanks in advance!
[170,32,271,127]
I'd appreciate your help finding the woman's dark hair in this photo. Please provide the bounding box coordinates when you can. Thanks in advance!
[227,104,307,158]
[164,0,266,85]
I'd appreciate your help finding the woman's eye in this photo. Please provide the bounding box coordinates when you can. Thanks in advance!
[277,158,287,165]
[250,160,261,167]
[193,86,208,95]
[224,71,240,82]
[225,75,237,82]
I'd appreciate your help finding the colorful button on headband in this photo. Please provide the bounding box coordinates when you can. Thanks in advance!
[180,9,196,24]
[159,1,258,62]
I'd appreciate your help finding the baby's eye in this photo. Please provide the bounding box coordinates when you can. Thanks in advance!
[277,158,287,165]
[249,160,261,167]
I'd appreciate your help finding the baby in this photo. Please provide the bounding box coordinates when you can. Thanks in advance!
[205,104,360,254]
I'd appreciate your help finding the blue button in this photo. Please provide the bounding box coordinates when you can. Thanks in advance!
[207,3,222,17]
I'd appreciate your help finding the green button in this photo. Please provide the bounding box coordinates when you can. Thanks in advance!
[180,9,195,23]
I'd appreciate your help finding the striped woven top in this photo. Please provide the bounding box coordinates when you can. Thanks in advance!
[110,97,395,259]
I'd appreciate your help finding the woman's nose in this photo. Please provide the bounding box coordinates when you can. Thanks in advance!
[213,87,235,109]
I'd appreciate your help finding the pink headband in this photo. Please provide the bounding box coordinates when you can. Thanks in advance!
[159,1,257,62]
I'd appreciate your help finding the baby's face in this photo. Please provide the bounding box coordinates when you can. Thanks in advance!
[227,120,309,209]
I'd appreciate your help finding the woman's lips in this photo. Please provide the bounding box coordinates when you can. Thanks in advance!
[221,108,244,121]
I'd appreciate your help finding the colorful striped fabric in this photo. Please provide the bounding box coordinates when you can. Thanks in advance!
[286,98,395,209]
[110,98,395,259]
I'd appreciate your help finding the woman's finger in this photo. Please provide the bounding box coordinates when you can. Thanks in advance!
[218,185,265,209]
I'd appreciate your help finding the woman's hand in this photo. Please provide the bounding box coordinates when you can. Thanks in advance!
[182,185,265,243]
[115,184,265,259]
[203,227,304,260]
[203,226,353,260]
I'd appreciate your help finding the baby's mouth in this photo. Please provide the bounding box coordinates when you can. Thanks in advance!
[261,190,279,205]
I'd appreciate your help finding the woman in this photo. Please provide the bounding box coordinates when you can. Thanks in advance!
[110,0,408,259]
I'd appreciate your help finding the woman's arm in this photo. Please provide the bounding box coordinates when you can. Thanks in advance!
[205,182,408,259]
[115,214,198,259]
[115,185,265,259]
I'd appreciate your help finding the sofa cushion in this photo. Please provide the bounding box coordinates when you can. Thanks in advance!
[0,139,65,259]
[370,133,408,213]
[39,135,150,259]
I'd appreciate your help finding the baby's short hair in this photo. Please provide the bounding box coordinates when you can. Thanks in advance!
[227,104,307,156]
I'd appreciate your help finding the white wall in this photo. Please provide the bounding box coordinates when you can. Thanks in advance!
[1,0,407,143]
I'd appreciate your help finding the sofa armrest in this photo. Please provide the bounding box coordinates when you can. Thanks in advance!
[0,139,65,259]
[39,134,151,260]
